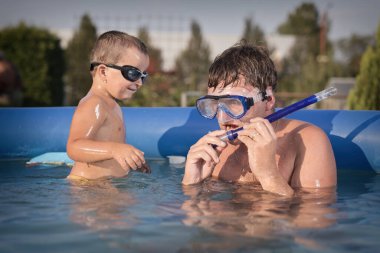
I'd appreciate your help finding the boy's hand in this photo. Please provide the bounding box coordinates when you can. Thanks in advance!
[182,130,227,185]
[137,163,151,174]
[111,143,147,172]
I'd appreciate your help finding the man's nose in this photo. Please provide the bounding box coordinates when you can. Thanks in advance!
[217,108,233,123]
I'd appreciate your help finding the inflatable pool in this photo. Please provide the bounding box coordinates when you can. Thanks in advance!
[0,107,379,172]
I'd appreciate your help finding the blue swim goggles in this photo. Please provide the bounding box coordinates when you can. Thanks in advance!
[196,91,270,120]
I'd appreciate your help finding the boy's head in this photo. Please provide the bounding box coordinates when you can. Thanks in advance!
[208,41,277,92]
[89,31,149,100]
[90,31,148,64]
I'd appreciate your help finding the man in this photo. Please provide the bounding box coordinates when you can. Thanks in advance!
[182,42,336,196]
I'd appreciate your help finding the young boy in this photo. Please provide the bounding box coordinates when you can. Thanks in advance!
[67,31,151,180]
[182,42,337,196]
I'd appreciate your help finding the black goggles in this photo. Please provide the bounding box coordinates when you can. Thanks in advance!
[90,62,148,83]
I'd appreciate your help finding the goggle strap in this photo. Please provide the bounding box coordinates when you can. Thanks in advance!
[260,91,271,101]
[246,97,254,108]
[90,62,101,71]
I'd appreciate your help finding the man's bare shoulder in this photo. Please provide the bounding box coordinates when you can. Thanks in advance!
[284,120,336,188]
[282,118,332,153]
[281,118,325,137]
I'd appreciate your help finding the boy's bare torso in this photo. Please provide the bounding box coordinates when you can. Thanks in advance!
[69,96,128,179]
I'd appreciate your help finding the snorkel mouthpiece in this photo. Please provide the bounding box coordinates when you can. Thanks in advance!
[220,127,242,141]
[219,87,337,142]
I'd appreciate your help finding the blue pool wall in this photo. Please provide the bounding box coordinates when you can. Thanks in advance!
[0,107,379,172]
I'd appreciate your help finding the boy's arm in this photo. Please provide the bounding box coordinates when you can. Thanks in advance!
[66,98,120,163]
[291,125,337,188]
[66,98,146,170]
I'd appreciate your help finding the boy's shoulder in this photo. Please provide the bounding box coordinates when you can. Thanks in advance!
[75,94,112,116]
[77,93,109,108]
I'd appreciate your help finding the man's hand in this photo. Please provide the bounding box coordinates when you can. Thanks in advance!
[182,130,227,185]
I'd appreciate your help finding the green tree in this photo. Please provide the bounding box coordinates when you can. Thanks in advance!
[126,26,178,107]
[277,3,336,95]
[337,34,374,77]
[348,24,380,110]
[240,17,267,46]
[137,27,163,73]
[175,21,211,93]
[278,3,320,35]
[0,23,65,106]
[65,14,97,105]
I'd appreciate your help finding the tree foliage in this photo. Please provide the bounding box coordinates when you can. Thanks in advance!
[0,23,65,106]
[137,27,163,73]
[240,17,267,46]
[337,34,374,77]
[278,3,320,36]
[175,21,211,93]
[125,27,178,107]
[348,24,380,110]
[276,3,340,96]
[65,14,97,105]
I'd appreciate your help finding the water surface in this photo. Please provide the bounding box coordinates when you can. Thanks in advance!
[0,159,379,252]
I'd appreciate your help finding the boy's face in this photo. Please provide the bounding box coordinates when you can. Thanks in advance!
[105,47,149,100]
[207,77,270,131]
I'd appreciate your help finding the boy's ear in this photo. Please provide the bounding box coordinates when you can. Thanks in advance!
[99,65,107,76]
[98,65,107,83]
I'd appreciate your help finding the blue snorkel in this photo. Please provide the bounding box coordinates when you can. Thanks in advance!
[219,87,338,141]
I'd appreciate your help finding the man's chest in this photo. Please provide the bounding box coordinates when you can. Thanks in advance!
[212,139,297,183]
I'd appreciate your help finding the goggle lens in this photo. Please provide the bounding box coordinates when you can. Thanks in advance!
[196,96,249,119]
[219,97,245,117]
[196,99,219,119]
[123,68,148,83]
[90,62,148,83]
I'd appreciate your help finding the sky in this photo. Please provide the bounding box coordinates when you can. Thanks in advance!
[1,0,379,69]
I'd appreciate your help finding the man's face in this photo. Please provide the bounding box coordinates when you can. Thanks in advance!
[207,78,268,131]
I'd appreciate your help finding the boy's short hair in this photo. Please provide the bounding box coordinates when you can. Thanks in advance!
[90,30,148,64]
[208,41,277,92]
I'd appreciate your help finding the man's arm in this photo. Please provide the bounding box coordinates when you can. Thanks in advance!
[239,118,295,196]
[291,125,337,188]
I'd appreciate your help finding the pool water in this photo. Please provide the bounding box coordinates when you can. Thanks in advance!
[0,159,379,253]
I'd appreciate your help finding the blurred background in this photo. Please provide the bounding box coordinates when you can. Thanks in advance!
[0,0,379,109]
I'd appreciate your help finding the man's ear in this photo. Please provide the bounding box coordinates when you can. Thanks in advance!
[265,87,275,112]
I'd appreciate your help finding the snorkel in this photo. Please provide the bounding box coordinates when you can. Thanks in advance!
[219,87,338,141]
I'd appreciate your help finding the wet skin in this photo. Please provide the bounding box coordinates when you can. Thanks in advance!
[182,79,337,196]
[67,47,151,180]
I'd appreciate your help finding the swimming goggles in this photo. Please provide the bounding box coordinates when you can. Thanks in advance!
[90,62,148,83]
[196,92,269,120]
